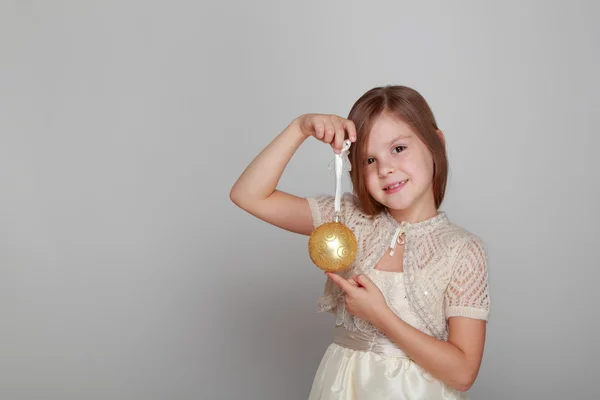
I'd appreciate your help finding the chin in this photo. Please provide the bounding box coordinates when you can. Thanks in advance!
[387,201,414,213]
[377,196,414,212]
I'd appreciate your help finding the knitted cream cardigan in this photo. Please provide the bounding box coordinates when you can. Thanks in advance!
[307,193,491,341]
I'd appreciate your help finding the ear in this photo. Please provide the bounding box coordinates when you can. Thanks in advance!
[436,129,446,146]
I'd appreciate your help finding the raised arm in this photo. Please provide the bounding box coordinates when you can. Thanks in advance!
[229,114,356,236]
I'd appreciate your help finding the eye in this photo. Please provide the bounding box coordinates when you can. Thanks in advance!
[392,146,406,154]
[365,157,375,165]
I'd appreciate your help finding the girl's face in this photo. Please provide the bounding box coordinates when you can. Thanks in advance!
[363,112,437,222]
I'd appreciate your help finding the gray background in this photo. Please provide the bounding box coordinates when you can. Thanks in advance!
[1,1,598,399]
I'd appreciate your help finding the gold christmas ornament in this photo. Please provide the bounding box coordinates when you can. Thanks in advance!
[308,220,357,272]
[308,140,357,272]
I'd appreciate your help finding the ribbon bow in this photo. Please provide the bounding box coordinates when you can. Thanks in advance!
[328,140,352,173]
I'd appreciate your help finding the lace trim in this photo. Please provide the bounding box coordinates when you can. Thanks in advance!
[383,210,450,235]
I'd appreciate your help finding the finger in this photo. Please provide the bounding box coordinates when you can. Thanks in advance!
[323,119,335,144]
[313,119,325,140]
[327,271,358,287]
[342,119,357,143]
[326,272,356,294]
[332,118,345,154]
[354,274,375,289]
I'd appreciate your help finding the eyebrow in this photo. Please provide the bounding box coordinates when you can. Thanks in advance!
[387,135,412,146]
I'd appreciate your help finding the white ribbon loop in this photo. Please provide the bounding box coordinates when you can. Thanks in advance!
[331,139,352,223]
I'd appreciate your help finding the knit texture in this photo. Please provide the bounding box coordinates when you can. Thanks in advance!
[307,193,491,341]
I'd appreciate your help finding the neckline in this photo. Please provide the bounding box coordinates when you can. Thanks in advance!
[382,209,450,235]
[372,268,404,275]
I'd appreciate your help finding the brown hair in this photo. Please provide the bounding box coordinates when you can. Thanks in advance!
[347,85,448,215]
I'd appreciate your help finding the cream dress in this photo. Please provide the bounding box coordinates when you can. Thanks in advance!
[308,269,469,400]
[306,193,490,400]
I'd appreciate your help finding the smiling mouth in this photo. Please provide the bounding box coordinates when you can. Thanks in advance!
[383,180,408,191]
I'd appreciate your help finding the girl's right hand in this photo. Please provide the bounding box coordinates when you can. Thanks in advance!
[294,114,357,154]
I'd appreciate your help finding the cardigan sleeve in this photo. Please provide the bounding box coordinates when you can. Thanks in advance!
[444,236,491,321]
[306,192,358,229]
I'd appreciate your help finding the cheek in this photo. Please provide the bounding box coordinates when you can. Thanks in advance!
[423,153,435,177]
[364,170,379,190]
[405,153,434,180]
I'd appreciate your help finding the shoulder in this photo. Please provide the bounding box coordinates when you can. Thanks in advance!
[341,192,361,211]
[306,192,359,211]
[306,192,369,227]
[340,193,375,225]
[431,214,488,268]
[444,220,488,271]
[438,215,487,252]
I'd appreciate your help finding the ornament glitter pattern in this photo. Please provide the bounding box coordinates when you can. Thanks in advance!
[308,220,357,272]
[308,140,357,272]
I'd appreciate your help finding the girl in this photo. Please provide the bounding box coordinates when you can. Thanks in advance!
[230,85,490,399]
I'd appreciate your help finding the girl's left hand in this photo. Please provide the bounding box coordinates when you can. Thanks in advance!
[326,272,391,326]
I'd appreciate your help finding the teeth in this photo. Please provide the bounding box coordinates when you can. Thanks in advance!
[385,180,406,190]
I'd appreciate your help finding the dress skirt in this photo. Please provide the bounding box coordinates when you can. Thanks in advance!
[308,327,469,400]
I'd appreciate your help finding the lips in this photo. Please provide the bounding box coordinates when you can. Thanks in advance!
[383,180,408,191]
[383,179,408,195]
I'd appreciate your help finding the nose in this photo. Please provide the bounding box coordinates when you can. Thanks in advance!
[378,163,394,177]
